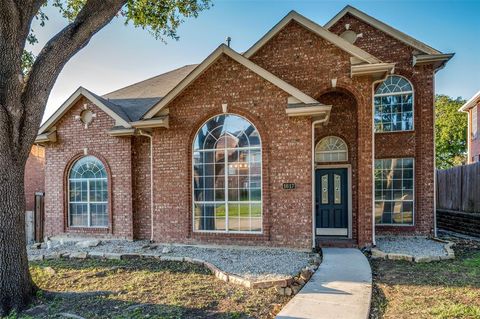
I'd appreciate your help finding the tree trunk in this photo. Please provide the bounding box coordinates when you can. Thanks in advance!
[0,155,34,315]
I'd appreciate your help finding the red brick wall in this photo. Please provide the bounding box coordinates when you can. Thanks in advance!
[150,54,313,249]
[25,145,45,212]
[329,14,436,236]
[44,97,134,239]
[249,21,374,246]
[132,136,152,239]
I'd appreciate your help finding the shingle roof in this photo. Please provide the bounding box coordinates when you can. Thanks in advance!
[97,64,197,121]
[103,64,198,99]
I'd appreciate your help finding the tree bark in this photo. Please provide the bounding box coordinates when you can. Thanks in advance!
[0,156,33,316]
[0,0,125,314]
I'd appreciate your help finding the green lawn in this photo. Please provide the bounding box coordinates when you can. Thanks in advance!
[13,259,290,319]
[370,237,480,319]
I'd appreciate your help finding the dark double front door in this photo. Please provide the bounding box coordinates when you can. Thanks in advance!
[315,168,348,236]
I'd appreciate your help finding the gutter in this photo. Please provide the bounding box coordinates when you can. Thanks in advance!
[138,130,155,242]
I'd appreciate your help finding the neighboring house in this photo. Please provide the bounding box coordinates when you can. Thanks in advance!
[459,90,480,163]
[24,145,45,243]
[35,6,453,249]
[25,145,45,212]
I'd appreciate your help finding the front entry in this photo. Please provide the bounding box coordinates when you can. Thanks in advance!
[315,168,348,236]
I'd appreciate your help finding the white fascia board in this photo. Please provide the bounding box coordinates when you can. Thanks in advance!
[325,5,442,55]
[108,128,136,137]
[351,63,395,79]
[244,10,380,64]
[459,90,480,113]
[286,104,332,117]
[34,131,57,144]
[413,53,455,70]
[143,44,320,119]
[38,87,132,135]
[131,116,169,128]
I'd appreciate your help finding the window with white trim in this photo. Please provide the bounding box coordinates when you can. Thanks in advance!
[68,156,108,227]
[374,158,414,225]
[374,75,414,132]
[315,136,348,162]
[193,114,262,233]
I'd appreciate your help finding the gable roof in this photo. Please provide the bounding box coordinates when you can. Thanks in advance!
[324,5,442,55]
[243,10,381,64]
[103,64,197,99]
[143,44,326,119]
[459,90,480,112]
[38,87,132,135]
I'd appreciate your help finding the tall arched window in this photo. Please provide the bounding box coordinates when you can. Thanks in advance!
[193,114,262,233]
[69,156,108,227]
[374,75,414,132]
[315,136,348,162]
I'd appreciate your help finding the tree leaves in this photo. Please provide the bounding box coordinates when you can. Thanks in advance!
[122,0,211,41]
[435,95,468,169]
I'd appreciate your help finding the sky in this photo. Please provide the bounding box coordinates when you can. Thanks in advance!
[30,0,480,121]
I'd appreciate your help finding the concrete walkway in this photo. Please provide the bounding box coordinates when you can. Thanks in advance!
[276,248,372,319]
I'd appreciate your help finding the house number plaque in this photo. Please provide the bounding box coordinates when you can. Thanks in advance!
[283,183,296,190]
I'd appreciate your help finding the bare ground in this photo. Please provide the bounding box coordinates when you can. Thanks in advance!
[14,259,291,319]
[370,237,480,319]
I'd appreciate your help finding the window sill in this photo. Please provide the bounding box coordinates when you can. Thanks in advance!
[374,130,415,134]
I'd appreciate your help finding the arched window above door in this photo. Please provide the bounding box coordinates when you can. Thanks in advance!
[315,136,348,163]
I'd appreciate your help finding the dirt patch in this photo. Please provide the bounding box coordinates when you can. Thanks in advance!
[21,259,291,318]
[370,237,480,319]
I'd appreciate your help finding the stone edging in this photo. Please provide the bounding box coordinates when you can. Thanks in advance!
[370,239,455,263]
[28,251,321,293]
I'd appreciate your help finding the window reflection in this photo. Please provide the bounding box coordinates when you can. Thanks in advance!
[193,114,262,233]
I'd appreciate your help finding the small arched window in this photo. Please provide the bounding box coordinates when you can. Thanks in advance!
[374,75,414,132]
[193,114,262,233]
[316,136,348,163]
[68,156,108,227]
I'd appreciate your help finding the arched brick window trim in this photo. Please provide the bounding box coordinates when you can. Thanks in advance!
[186,107,272,242]
[63,151,113,234]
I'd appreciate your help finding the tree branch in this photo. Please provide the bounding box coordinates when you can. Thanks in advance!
[20,0,126,154]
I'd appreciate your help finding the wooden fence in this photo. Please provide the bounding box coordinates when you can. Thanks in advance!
[436,162,480,213]
[436,162,480,237]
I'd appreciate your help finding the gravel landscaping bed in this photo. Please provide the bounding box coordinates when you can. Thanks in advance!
[28,239,312,281]
[375,237,448,258]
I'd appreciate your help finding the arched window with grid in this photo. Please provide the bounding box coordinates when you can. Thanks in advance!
[315,136,348,163]
[192,114,262,233]
[68,156,108,227]
[374,75,414,132]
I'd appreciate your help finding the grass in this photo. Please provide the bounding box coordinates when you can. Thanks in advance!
[15,259,290,319]
[370,237,480,319]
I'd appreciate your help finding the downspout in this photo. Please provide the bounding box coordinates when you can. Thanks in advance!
[311,115,330,249]
[138,130,154,242]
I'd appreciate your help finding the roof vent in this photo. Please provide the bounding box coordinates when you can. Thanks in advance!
[340,30,358,44]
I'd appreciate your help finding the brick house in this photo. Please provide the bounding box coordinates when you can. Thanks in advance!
[36,6,453,249]
[25,145,45,212]
[459,90,480,163]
